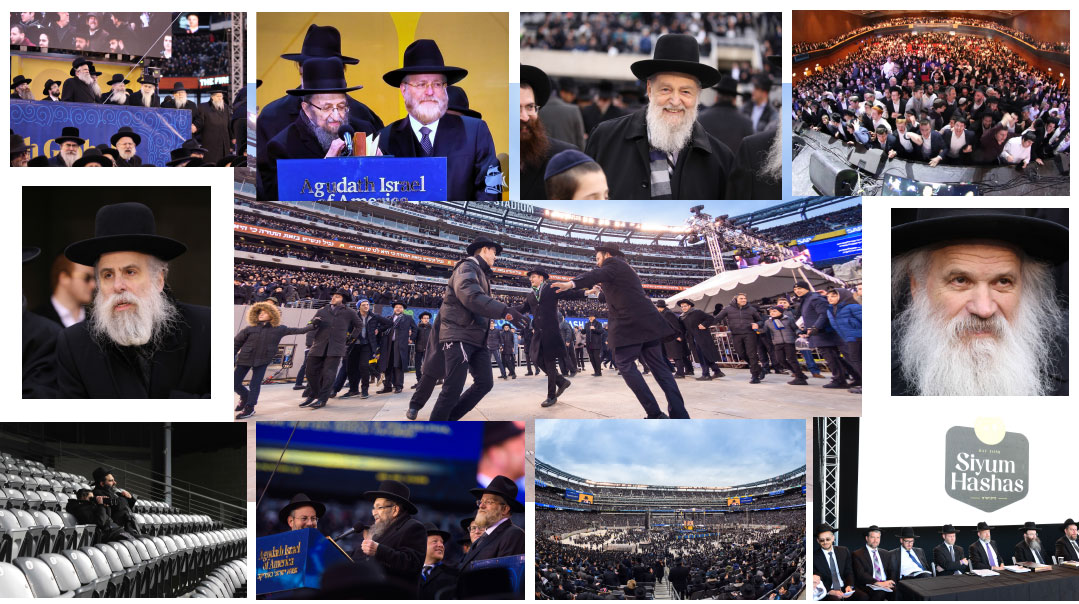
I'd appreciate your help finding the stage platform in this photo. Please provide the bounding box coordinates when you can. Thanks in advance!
[234,367,859,422]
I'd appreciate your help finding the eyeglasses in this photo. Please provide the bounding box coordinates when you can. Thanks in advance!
[404,80,448,91]
[292,516,318,523]
[520,103,539,115]
[468,526,484,534]
[476,498,505,508]
[307,102,348,116]
[373,504,397,511]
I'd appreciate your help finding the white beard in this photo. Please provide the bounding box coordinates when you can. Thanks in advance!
[407,97,446,125]
[78,72,102,97]
[759,121,783,184]
[110,90,128,104]
[60,150,79,166]
[211,97,225,112]
[894,255,1061,396]
[88,286,179,348]
[646,99,697,154]
[118,148,135,160]
[174,98,187,108]
[141,92,153,107]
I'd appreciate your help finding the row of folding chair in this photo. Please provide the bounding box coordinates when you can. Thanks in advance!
[189,559,247,598]
[0,508,97,563]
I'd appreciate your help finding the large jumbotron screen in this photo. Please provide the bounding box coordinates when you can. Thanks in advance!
[11,12,175,57]
[857,400,1079,527]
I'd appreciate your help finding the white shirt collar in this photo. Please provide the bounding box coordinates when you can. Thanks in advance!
[484,516,508,535]
[51,296,84,328]
[408,115,440,147]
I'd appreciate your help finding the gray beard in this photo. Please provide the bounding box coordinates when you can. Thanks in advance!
[211,98,225,111]
[141,92,153,107]
[78,73,102,97]
[759,121,783,184]
[60,151,78,166]
[370,515,398,541]
[16,88,34,100]
[174,98,187,108]
[646,100,696,154]
[302,110,337,151]
[110,90,127,104]
[88,286,180,349]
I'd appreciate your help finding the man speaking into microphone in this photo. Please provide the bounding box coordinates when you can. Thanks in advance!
[357,480,427,595]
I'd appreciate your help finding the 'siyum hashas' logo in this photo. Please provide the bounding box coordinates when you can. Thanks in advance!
[944,419,1029,513]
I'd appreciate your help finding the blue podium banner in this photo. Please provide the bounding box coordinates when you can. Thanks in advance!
[277,156,447,201]
[466,554,526,595]
[256,528,348,595]
[11,100,193,168]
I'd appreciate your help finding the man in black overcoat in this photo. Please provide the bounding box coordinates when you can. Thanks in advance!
[677,299,725,380]
[656,300,689,377]
[727,126,782,200]
[583,313,605,376]
[333,298,390,400]
[54,203,210,398]
[412,311,433,387]
[23,247,60,398]
[552,243,689,418]
[515,267,583,407]
[359,480,427,596]
[193,85,233,164]
[376,302,417,394]
[60,58,101,103]
[301,288,365,409]
[90,467,139,534]
[713,293,764,383]
[459,475,526,569]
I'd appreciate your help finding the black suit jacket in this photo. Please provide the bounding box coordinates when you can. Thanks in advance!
[417,561,459,599]
[968,540,1003,570]
[369,515,427,595]
[1013,542,1049,564]
[23,309,61,398]
[262,112,377,200]
[60,77,99,103]
[308,304,365,358]
[458,519,525,569]
[516,282,582,365]
[571,256,676,349]
[887,547,931,580]
[852,546,890,588]
[814,546,855,591]
[933,542,968,575]
[55,302,210,398]
[699,102,755,155]
[940,130,976,163]
[1055,537,1079,562]
[726,127,781,201]
[31,301,65,327]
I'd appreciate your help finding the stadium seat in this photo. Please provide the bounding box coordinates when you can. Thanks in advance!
[13,509,46,556]
[5,488,26,509]
[79,545,125,597]
[0,509,28,563]
[24,490,42,510]
[30,510,64,553]
[13,555,74,597]
[38,490,59,511]
[98,542,142,598]
[38,551,96,597]
[0,560,34,598]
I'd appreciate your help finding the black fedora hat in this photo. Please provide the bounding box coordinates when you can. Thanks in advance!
[110,126,141,146]
[459,516,474,533]
[94,144,119,165]
[165,147,197,166]
[895,527,919,539]
[41,79,58,95]
[1064,519,1078,530]
[713,75,741,96]
[180,137,208,155]
[11,132,30,155]
[362,480,418,515]
[630,33,720,88]
[482,421,525,448]
[815,523,835,537]
[521,64,551,105]
[470,475,524,513]
[11,74,32,89]
[655,300,667,308]
[278,493,326,526]
[23,247,41,263]
[105,73,129,86]
[862,525,883,535]
[136,75,158,86]
[467,235,503,256]
[89,64,104,77]
[91,467,112,484]
[676,298,694,307]
[891,208,1068,265]
[976,521,994,531]
[1019,521,1040,532]
[69,57,91,76]
[73,148,110,167]
[940,524,960,535]
[281,24,359,65]
[286,56,363,96]
[54,126,85,145]
[383,39,467,87]
[169,81,188,92]
[447,86,481,119]
[332,288,352,303]
[27,155,48,167]
[526,267,550,280]
[424,522,451,543]
[594,242,624,257]
[418,311,432,319]
[65,202,187,266]
[392,300,408,309]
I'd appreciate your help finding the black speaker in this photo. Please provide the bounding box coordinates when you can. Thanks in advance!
[809,151,859,195]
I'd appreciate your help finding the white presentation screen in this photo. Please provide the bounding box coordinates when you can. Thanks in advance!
[857,401,1079,527]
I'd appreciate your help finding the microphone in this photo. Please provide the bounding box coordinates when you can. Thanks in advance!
[338,124,355,156]
[333,521,368,541]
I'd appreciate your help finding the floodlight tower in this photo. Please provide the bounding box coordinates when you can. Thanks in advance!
[685,205,726,274]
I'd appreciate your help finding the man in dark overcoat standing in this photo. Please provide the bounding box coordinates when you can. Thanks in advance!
[301,288,365,409]
[515,267,583,408]
[656,300,688,377]
[583,313,606,376]
[677,299,725,380]
[376,301,417,394]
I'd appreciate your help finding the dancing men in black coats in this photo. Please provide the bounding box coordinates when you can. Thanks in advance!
[552,244,689,418]
[677,299,725,381]
[301,288,365,409]
[359,480,427,597]
[656,300,689,378]
[406,313,447,420]
[515,267,582,408]
[376,302,416,394]
[334,299,390,400]
[429,237,529,421]
[459,475,526,568]
[413,311,432,387]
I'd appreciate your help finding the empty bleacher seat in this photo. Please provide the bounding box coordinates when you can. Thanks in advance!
[0,561,34,598]
[62,549,109,597]
[13,556,73,597]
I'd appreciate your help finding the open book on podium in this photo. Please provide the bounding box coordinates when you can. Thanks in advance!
[256,527,352,595]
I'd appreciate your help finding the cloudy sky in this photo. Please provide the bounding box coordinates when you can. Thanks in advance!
[535,420,805,487]
[535,199,860,230]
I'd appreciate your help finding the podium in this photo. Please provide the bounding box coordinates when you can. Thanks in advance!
[277,156,448,201]
[255,528,349,595]
[459,554,526,598]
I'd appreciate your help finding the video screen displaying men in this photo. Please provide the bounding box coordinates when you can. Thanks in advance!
[9,12,173,56]
[792,11,1069,196]
[255,14,508,202]
[521,12,782,200]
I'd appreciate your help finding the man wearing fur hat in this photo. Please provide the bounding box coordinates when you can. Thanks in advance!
[55,202,210,398]
[234,301,321,419]
[301,288,367,409]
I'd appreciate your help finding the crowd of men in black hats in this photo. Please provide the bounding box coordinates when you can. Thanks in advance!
[10,12,171,55]
[794,29,1069,168]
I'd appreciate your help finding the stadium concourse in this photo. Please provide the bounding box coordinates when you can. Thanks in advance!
[232,194,861,420]
[534,459,806,600]
[0,424,246,598]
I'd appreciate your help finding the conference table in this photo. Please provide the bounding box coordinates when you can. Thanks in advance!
[898,564,1079,600]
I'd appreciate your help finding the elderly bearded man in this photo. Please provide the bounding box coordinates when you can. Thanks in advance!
[49,127,85,167]
[110,126,144,167]
[377,39,502,201]
[125,75,160,108]
[99,73,130,105]
[55,202,210,398]
[458,475,525,568]
[263,56,377,200]
[194,84,233,163]
[585,34,734,200]
[61,58,101,103]
[892,208,1068,396]
[359,480,427,595]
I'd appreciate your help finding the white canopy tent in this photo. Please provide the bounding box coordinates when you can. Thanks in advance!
[663,258,844,312]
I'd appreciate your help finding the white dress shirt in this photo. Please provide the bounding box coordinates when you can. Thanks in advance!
[408,115,440,148]
[51,297,85,328]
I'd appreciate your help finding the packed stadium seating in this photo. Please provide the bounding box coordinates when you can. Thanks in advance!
[757,206,861,242]
[162,32,230,78]
[0,451,246,598]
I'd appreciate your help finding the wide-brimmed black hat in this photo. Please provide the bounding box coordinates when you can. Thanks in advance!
[11,132,30,155]
[281,25,359,65]
[65,202,187,266]
[470,475,524,513]
[91,467,112,484]
[1064,519,1078,530]
[862,525,883,536]
[630,34,719,88]
[106,73,129,86]
[180,138,208,155]
[110,126,141,146]
[362,480,418,515]
[392,300,408,309]
[165,147,198,166]
[526,267,550,280]
[940,524,959,535]
[655,300,667,308]
[23,247,40,263]
[278,493,325,526]
[424,522,451,543]
[976,521,994,531]
[332,288,352,303]
[383,39,467,87]
[892,208,1068,265]
[286,56,362,96]
[459,516,475,533]
[676,299,694,307]
[482,421,525,448]
[419,311,432,319]
[94,144,119,165]
[521,64,551,105]
[11,75,32,89]
[136,75,158,86]
[69,57,91,76]
[1019,522,1040,532]
[713,75,742,97]
[41,79,58,95]
[73,148,110,167]
[168,81,188,92]
[447,86,481,119]
[594,243,624,257]
[895,527,919,539]
[467,235,503,256]
[55,126,85,145]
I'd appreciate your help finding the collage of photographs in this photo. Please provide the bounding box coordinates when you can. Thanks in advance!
[7,6,1076,602]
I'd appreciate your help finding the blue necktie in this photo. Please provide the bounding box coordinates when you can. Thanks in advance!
[419,126,433,156]
[907,550,924,570]
[422,565,432,581]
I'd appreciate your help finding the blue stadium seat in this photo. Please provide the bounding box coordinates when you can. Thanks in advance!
[0,560,34,598]
[13,556,73,597]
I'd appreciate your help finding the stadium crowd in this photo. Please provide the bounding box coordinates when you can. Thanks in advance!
[161,31,229,77]
[757,206,861,242]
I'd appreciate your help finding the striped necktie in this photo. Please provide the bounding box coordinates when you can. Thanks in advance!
[419,126,433,156]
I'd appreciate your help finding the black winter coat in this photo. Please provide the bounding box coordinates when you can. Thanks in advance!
[369,515,427,595]
[713,303,762,335]
[659,308,686,357]
[23,309,60,398]
[570,256,675,348]
[798,292,843,347]
[55,302,210,398]
[234,321,317,366]
[679,308,720,363]
[516,282,583,366]
[309,303,365,358]
[377,313,417,371]
[60,77,98,103]
[438,256,510,347]
[582,319,605,349]
[585,108,734,200]
[459,519,526,568]
[414,322,432,352]
[727,127,782,201]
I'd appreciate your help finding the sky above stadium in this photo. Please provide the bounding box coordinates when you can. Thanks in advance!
[535,199,860,229]
[535,419,805,487]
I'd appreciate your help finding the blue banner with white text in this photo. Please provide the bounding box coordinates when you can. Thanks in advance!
[277,156,448,201]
